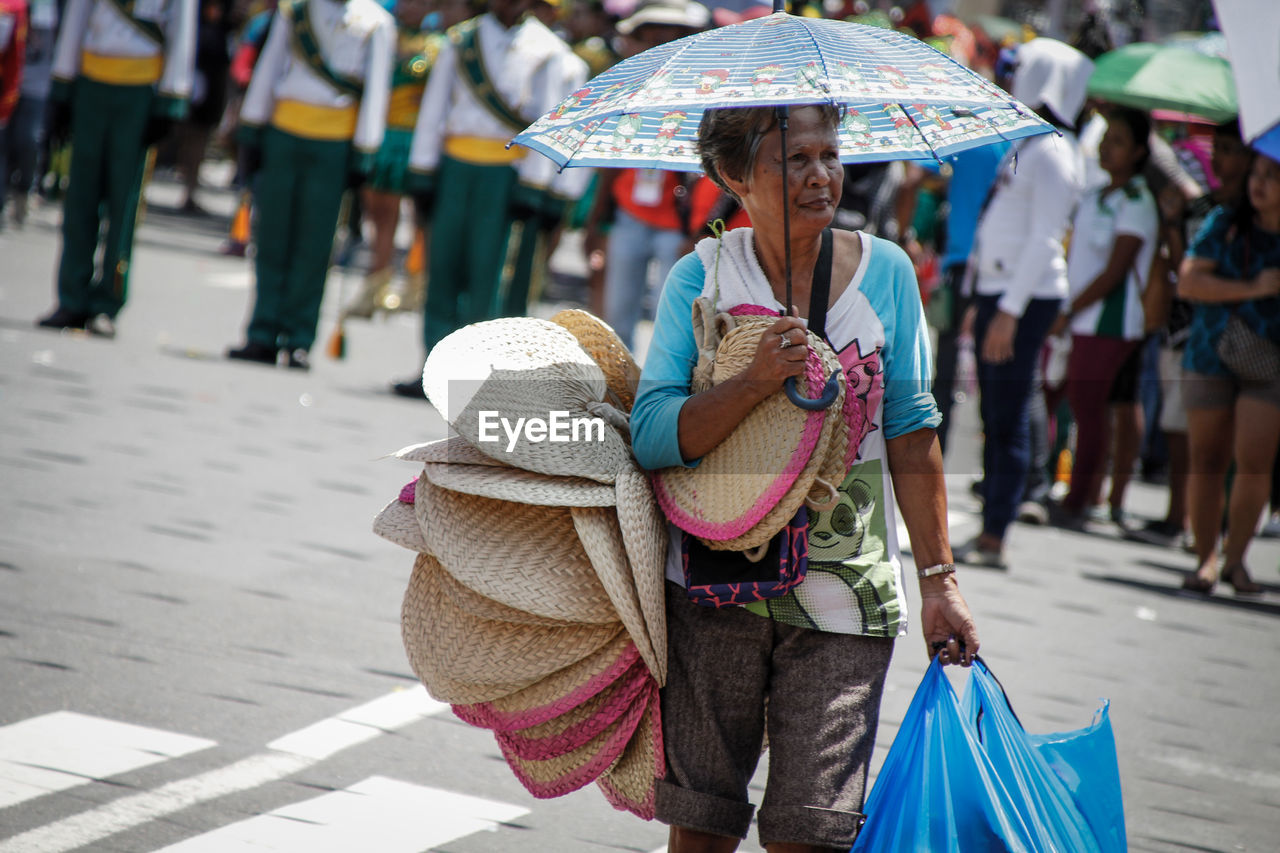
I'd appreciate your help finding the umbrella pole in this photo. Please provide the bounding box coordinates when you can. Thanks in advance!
[777,105,791,315]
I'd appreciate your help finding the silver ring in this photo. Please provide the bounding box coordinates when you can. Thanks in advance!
[779,334,793,349]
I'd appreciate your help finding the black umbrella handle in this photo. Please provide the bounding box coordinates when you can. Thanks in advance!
[785,371,841,410]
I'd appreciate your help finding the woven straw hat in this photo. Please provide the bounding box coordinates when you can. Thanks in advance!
[372,493,428,553]
[396,435,617,507]
[613,465,669,676]
[416,478,620,624]
[400,553,623,701]
[596,685,663,820]
[570,506,662,682]
[550,309,641,413]
[652,306,848,551]
[496,684,648,799]
[422,318,632,483]
[401,555,541,704]
[393,434,504,466]
[452,638,641,732]
[492,662,654,760]
[422,461,617,507]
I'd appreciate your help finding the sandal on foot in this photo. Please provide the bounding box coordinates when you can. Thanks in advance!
[1180,571,1216,594]
[1222,564,1263,596]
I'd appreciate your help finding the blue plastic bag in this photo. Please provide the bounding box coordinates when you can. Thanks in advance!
[852,658,1125,853]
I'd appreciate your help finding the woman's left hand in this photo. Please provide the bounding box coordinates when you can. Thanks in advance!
[1047,313,1070,339]
[920,576,979,667]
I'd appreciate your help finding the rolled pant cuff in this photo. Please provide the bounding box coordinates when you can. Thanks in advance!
[654,779,756,839]
[757,804,866,848]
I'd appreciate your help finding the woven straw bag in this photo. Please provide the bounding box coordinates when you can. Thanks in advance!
[422,318,632,483]
[652,302,848,552]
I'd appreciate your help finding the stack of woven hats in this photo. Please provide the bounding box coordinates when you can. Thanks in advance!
[373,311,668,819]
[652,299,851,552]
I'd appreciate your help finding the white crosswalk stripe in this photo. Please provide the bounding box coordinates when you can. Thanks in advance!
[0,687,450,853]
[154,776,529,852]
[0,711,216,810]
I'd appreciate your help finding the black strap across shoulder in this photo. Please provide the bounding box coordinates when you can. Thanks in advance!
[808,228,833,340]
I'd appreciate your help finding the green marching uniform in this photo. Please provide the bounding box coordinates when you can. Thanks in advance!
[230,0,393,363]
[406,10,587,355]
[368,26,441,193]
[42,0,197,330]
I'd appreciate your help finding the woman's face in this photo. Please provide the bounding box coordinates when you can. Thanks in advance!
[729,106,843,234]
[1247,154,1280,220]
[1097,118,1144,180]
[1211,132,1251,191]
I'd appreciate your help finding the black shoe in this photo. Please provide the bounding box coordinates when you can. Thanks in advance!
[36,307,90,330]
[86,314,116,339]
[391,378,427,399]
[285,348,310,370]
[226,341,279,365]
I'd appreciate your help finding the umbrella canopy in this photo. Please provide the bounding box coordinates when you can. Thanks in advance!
[1087,41,1237,124]
[1213,0,1280,144]
[512,12,1052,171]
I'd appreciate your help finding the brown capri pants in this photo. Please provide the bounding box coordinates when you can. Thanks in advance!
[655,582,895,849]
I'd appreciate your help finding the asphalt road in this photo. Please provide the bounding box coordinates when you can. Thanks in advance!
[1,169,1278,852]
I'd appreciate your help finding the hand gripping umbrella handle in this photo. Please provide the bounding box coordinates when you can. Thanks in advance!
[785,371,841,411]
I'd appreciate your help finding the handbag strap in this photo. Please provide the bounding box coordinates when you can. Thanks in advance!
[808,228,834,339]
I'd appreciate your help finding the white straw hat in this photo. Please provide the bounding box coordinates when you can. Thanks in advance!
[422,318,632,483]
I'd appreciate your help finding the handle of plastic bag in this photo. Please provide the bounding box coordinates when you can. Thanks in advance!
[972,656,1024,732]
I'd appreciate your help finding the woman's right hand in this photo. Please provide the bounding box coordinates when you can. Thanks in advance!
[742,312,811,390]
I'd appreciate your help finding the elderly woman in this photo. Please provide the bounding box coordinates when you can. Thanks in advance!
[630,104,980,853]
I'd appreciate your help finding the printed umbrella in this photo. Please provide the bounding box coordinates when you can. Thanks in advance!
[1086,41,1237,124]
[512,5,1053,406]
[513,11,1050,172]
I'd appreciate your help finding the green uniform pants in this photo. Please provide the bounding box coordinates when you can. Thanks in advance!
[247,127,350,352]
[423,156,519,352]
[56,78,153,318]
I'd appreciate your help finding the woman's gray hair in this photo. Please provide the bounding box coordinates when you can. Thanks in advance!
[697,104,843,201]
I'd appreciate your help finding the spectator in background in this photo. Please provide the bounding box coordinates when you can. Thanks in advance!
[959,38,1092,570]
[3,0,47,229]
[176,0,232,214]
[1177,148,1280,595]
[0,0,26,152]
[1048,107,1157,530]
[588,0,709,350]
[899,138,1011,458]
[1128,119,1253,549]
